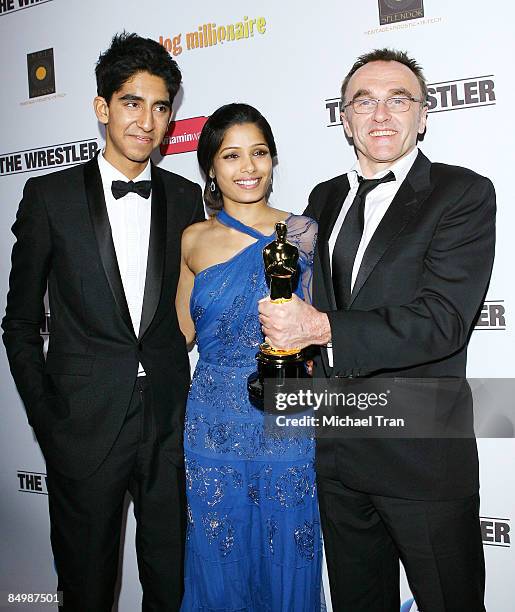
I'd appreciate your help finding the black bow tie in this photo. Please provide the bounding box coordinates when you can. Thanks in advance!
[111,180,152,200]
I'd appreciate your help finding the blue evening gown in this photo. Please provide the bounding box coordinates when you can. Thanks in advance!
[181,209,322,611]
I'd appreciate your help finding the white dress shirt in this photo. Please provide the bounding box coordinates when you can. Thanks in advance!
[97,153,151,375]
[326,147,419,366]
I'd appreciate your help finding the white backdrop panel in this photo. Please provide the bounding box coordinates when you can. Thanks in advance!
[0,1,513,610]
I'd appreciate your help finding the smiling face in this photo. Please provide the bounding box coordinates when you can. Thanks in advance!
[341,60,427,177]
[94,70,172,178]
[210,122,273,209]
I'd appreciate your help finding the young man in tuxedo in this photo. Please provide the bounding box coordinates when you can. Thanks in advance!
[259,49,495,611]
[2,33,204,611]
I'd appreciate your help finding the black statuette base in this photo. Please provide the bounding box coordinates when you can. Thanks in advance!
[247,350,308,410]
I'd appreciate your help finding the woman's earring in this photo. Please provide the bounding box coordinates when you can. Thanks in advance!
[210,178,216,192]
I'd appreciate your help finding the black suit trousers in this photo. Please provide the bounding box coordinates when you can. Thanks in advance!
[46,377,186,612]
[317,474,485,612]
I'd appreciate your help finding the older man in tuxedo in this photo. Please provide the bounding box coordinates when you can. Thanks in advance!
[259,48,495,611]
[2,33,204,611]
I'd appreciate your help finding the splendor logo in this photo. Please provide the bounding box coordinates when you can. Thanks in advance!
[378,0,424,25]
[160,116,208,155]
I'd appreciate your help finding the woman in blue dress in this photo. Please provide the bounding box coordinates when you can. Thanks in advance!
[176,103,321,611]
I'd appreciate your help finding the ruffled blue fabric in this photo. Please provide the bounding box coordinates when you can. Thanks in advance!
[181,210,321,611]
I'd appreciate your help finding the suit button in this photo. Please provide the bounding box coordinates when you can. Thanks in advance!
[138,342,143,352]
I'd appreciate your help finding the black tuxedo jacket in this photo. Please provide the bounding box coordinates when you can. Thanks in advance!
[305,150,496,500]
[2,157,205,479]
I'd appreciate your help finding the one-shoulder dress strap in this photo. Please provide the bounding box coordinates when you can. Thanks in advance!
[216,209,268,240]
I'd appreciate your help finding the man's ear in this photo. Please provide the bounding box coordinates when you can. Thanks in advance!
[94,96,109,125]
[418,104,428,135]
[341,111,353,139]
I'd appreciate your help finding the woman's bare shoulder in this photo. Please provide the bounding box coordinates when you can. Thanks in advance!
[268,207,290,222]
[182,217,216,243]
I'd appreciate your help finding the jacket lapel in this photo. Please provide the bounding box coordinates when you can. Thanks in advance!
[316,175,350,310]
[312,176,350,375]
[349,151,433,306]
[138,164,166,340]
[84,157,135,336]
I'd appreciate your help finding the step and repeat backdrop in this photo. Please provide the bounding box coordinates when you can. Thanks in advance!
[0,1,513,610]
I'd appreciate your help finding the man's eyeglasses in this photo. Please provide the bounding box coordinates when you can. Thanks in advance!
[342,96,426,114]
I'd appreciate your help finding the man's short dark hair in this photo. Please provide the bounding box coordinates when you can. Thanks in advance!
[341,48,428,107]
[95,31,181,104]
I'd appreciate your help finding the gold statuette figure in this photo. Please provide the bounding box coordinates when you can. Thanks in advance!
[248,222,307,405]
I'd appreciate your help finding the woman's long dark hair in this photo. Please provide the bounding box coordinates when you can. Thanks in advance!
[197,103,277,210]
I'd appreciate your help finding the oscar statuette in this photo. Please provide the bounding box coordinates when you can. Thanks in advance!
[248,222,308,406]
